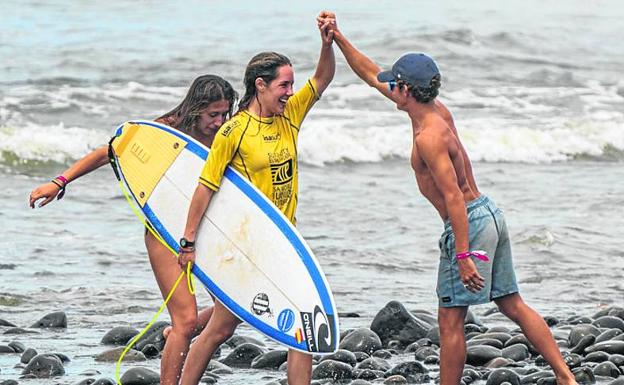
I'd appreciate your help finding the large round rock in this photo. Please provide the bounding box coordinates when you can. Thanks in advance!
[101,326,139,346]
[220,342,264,368]
[339,328,382,354]
[320,349,357,367]
[385,361,429,383]
[30,312,67,328]
[370,301,431,348]
[502,344,529,362]
[312,359,353,380]
[568,324,601,347]
[485,368,521,385]
[119,367,159,385]
[132,321,168,352]
[250,350,288,369]
[22,353,65,378]
[466,345,502,366]
[585,341,624,355]
[592,361,621,378]
[593,316,624,331]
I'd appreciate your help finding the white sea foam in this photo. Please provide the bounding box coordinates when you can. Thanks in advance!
[1,81,623,167]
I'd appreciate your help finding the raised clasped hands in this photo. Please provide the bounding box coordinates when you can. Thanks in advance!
[316,11,337,45]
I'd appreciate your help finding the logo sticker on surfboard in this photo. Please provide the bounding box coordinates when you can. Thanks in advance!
[300,306,336,353]
[277,309,295,332]
[251,293,272,316]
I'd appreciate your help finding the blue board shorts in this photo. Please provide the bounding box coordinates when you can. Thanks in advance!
[437,195,519,307]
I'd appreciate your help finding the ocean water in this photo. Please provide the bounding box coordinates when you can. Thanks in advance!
[1,1,623,384]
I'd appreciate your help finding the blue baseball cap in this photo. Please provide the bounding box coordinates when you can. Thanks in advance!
[377,53,440,87]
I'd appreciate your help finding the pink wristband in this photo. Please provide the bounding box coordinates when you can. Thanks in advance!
[456,250,490,262]
[55,175,69,185]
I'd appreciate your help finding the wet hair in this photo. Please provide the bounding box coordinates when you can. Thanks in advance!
[407,74,441,104]
[158,74,237,133]
[237,52,292,113]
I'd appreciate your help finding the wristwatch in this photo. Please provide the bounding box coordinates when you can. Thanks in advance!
[179,237,195,249]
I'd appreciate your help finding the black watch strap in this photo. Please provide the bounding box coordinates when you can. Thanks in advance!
[179,237,195,248]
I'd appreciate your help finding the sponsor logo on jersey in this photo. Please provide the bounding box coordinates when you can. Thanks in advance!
[270,158,293,185]
[277,309,295,333]
[263,133,281,142]
[251,293,272,316]
[220,120,239,137]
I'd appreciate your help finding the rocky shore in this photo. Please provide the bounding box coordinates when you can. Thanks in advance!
[1,302,624,385]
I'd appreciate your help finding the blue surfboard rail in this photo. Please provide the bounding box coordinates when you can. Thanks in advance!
[111,120,338,353]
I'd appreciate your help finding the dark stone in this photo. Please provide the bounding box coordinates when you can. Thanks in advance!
[0,319,17,327]
[225,334,266,348]
[466,324,485,334]
[572,366,596,384]
[132,321,168,352]
[338,328,382,354]
[251,350,288,369]
[570,334,596,354]
[95,347,146,362]
[339,312,361,318]
[593,316,624,331]
[463,368,481,381]
[424,355,440,365]
[592,361,621,377]
[486,357,514,368]
[609,308,624,320]
[467,338,504,349]
[312,359,353,380]
[3,327,38,335]
[22,353,65,378]
[568,325,601,347]
[586,341,624,355]
[352,379,374,385]
[609,354,624,366]
[426,326,441,346]
[370,301,431,348]
[101,326,139,346]
[372,349,392,359]
[30,311,67,328]
[220,342,264,368]
[543,316,559,327]
[206,359,234,374]
[51,352,71,363]
[140,344,159,358]
[570,317,593,325]
[485,368,521,385]
[466,345,503,366]
[593,307,623,319]
[8,342,25,353]
[119,367,160,385]
[596,329,623,343]
[73,379,96,385]
[0,345,14,353]
[354,351,370,362]
[521,370,554,384]
[387,340,402,350]
[505,334,537,354]
[92,378,116,385]
[584,351,610,363]
[415,346,439,361]
[357,357,391,372]
[385,361,429,383]
[0,380,19,385]
[564,353,583,368]
[354,368,379,380]
[502,344,529,362]
[319,349,357,367]
[384,374,408,384]
[473,333,513,344]
[21,348,37,364]
[466,309,483,326]
[536,377,557,385]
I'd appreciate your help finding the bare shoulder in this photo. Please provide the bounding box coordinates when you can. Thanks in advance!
[415,116,453,154]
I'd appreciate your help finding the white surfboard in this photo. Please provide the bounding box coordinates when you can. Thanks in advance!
[109,120,339,354]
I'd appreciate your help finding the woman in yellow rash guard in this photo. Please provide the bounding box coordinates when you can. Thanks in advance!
[177,21,336,385]
[28,75,237,385]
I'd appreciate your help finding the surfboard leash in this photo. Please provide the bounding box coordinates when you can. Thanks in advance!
[113,179,196,385]
[108,138,196,384]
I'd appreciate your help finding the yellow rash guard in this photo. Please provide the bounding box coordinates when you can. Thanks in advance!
[199,78,319,223]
